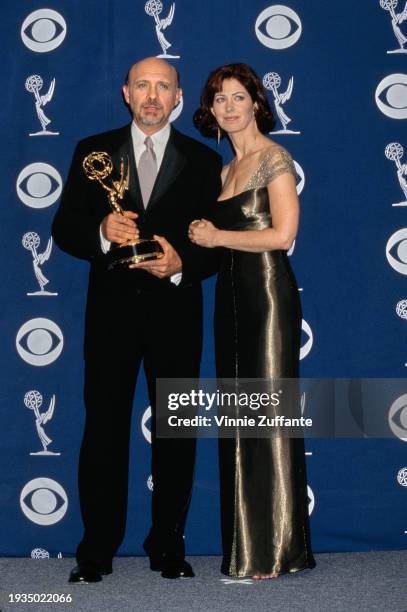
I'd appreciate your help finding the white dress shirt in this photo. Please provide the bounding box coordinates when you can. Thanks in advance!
[100,121,181,284]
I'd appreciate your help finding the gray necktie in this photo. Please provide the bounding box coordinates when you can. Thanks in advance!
[138,136,158,207]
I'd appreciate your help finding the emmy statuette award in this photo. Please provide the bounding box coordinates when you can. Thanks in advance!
[82,152,163,268]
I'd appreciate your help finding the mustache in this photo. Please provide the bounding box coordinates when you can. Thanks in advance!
[142,99,162,109]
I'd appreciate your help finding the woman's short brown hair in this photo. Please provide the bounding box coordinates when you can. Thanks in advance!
[193,63,275,139]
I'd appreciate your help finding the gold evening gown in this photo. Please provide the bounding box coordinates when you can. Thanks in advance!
[213,146,316,577]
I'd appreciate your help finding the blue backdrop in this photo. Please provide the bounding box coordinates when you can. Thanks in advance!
[1,0,407,559]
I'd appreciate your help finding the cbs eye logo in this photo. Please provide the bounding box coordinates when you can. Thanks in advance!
[20,478,68,525]
[16,163,62,209]
[141,406,152,444]
[375,74,407,119]
[307,485,315,515]
[294,160,305,196]
[170,96,183,123]
[21,9,67,53]
[388,394,407,441]
[255,5,302,50]
[16,318,64,366]
[300,319,314,360]
[386,228,407,275]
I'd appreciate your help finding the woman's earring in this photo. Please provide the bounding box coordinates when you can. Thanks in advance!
[217,127,221,145]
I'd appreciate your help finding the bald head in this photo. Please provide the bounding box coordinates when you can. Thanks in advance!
[126,57,179,88]
[123,57,182,134]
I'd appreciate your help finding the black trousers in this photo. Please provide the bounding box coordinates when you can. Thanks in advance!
[76,285,202,566]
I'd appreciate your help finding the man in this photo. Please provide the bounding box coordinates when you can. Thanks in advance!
[52,57,222,583]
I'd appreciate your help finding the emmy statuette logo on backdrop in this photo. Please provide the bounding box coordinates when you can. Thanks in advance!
[25,75,59,137]
[145,0,180,58]
[396,299,407,320]
[380,0,407,54]
[385,142,407,206]
[24,390,60,456]
[263,72,300,135]
[22,232,57,296]
[31,548,50,559]
[31,549,63,559]
[397,467,407,486]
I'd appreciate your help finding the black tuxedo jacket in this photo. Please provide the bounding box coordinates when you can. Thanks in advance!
[52,124,223,299]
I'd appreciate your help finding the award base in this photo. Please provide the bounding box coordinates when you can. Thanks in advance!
[107,239,164,269]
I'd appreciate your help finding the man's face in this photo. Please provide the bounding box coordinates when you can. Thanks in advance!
[123,58,182,133]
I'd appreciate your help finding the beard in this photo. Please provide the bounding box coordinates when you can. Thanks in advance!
[139,115,163,126]
[138,102,165,126]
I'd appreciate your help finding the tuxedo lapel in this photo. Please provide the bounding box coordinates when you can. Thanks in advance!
[146,128,187,213]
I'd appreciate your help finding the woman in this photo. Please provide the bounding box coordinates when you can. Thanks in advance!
[190,64,316,579]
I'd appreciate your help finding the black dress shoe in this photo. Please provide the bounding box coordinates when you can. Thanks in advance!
[68,562,112,584]
[148,554,164,571]
[161,559,195,579]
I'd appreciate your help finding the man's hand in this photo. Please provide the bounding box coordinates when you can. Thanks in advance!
[101,211,139,244]
[129,234,182,278]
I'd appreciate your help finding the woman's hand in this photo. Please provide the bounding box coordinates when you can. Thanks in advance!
[188,219,219,248]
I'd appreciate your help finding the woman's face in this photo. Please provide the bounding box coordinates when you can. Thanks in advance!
[211,78,255,135]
